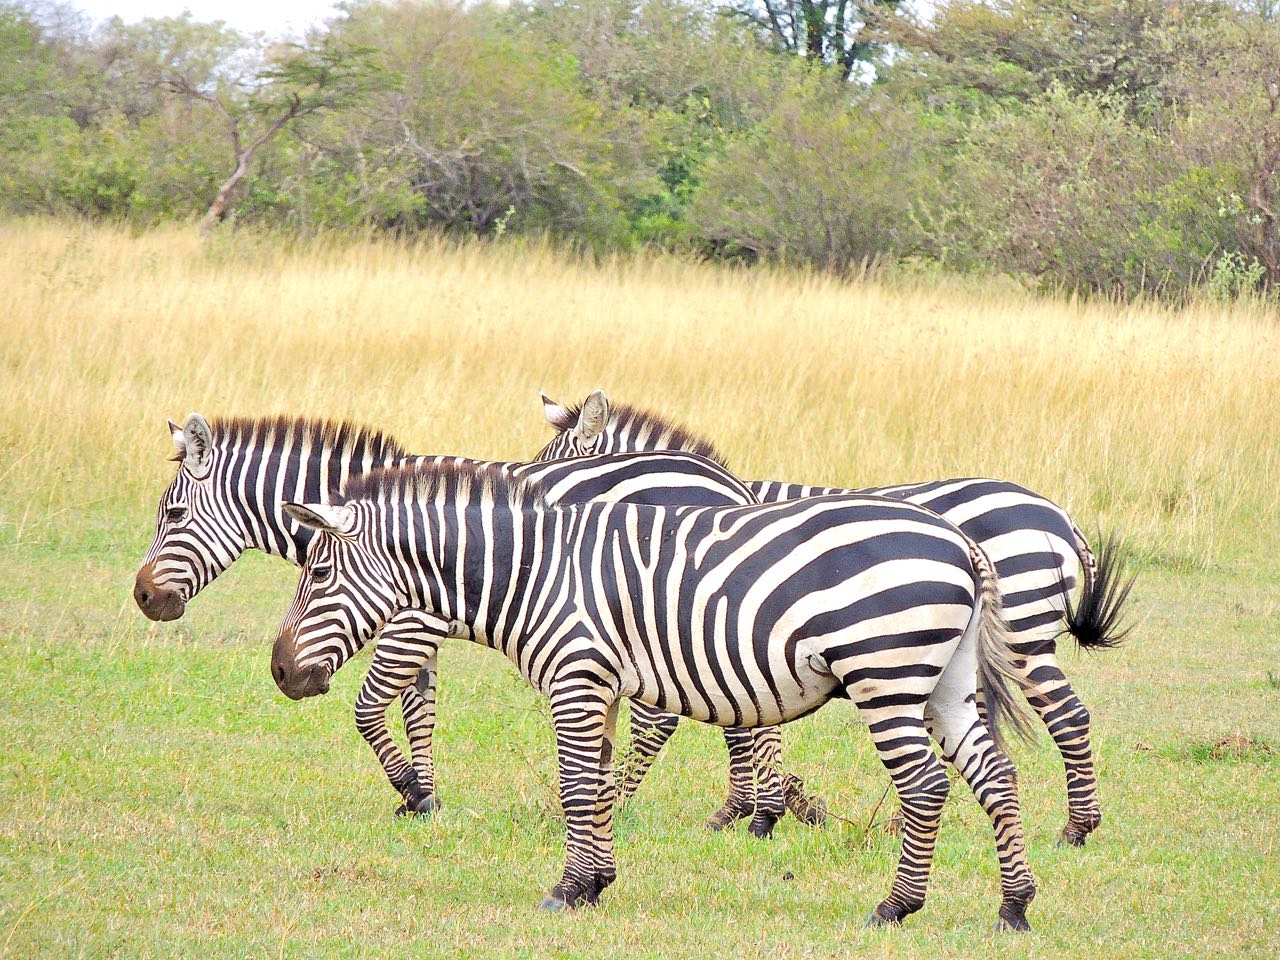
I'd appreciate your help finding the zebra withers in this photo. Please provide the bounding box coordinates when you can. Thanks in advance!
[273,461,1038,928]
[537,389,1134,847]
[135,413,823,829]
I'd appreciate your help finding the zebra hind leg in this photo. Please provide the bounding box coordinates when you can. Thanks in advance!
[1024,672,1101,847]
[618,701,679,806]
[861,710,950,927]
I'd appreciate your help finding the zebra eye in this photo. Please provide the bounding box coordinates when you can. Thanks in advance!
[165,506,188,523]
[310,565,331,582]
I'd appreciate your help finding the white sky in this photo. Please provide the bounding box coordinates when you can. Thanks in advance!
[70,1,341,37]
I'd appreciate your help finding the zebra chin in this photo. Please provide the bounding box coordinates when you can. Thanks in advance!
[271,632,333,701]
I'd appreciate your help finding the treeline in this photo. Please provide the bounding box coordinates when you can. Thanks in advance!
[5,0,1280,299]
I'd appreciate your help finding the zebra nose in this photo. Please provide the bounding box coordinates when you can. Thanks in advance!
[272,631,329,700]
[134,566,185,622]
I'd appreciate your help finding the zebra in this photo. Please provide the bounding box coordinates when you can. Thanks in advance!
[535,389,1134,847]
[135,413,823,831]
[273,460,1039,928]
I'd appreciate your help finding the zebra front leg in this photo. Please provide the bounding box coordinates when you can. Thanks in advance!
[618,701,679,805]
[396,663,440,817]
[355,612,445,817]
[539,682,614,911]
[706,727,757,830]
[926,698,1036,931]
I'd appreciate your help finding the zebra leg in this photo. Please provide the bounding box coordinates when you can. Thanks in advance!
[927,698,1036,930]
[398,661,440,817]
[539,683,613,911]
[618,701,679,805]
[586,699,622,905]
[749,726,830,832]
[746,727,786,838]
[354,615,444,817]
[860,707,950,927]
[1010,637,1101,847]
[705,727,757,830]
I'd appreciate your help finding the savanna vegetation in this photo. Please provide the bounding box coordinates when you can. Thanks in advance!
[0,221,1277,957]
[8,0,1280,299]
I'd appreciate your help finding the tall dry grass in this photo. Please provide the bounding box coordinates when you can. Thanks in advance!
[1,218,1276,566]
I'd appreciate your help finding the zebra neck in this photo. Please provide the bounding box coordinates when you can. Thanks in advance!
[232,442,407,564]
[395,500,567,657]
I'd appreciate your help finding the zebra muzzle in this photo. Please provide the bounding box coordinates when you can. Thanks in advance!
[133,565,186,622]
[271,631,332,700]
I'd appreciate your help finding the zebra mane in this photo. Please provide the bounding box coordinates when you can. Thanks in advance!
[205,415,407,462]
[558,399,728,467]
[336,461,541,509]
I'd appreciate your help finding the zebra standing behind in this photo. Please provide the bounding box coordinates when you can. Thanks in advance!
[135,414,824,830]
[273,460,1039,929]
[536,389,1134,847]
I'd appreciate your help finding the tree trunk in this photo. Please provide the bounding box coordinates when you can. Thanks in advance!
[200,151,254,232]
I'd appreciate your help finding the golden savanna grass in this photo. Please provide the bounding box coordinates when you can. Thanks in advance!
[2,219,1279,958]
[2,218,1276,566]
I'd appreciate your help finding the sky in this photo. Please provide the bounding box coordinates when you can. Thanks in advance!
[70,1,342,37]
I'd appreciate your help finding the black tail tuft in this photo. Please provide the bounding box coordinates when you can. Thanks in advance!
[1065,532,1136,651]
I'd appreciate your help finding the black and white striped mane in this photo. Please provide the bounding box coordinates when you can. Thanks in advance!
[337,461,541,509]
[559,400,728,467]
[203,415,407,461]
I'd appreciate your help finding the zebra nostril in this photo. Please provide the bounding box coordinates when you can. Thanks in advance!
[139,590,151,605]
[273,662,285,684]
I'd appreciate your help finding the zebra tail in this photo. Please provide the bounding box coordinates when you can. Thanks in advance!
[1063,527,1137,651]
[969,542,1036,754]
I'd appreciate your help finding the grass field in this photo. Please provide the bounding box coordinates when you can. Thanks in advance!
[1,219,1278,957]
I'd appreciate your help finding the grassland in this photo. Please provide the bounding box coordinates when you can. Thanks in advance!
[1,219,1278,958]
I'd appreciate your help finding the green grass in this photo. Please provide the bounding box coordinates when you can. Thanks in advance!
[2,528,1277,958]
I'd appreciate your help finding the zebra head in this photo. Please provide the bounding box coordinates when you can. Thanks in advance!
[271,500,401,700]
[536,389,611,460]
[135,414,249,621]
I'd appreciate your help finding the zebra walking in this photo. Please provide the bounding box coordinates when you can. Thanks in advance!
[273,460,1039,928]
[135,414,822,829]
[535,389,1134,847]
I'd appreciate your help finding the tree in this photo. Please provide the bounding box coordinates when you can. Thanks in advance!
[727,1,899,79]
[157,36,390,230]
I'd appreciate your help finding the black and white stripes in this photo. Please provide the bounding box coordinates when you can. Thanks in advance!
[274,460,1037,926]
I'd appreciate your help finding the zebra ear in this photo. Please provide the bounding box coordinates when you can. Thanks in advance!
[541,392,574,432]
[182,413,214,478]
[168,419,185,459]
[283,501,357,535]
[575,389,609,442]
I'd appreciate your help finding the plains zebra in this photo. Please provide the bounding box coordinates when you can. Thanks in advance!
[135,414,822,830]
[536,389,1134,847]
[273,461,1038,928]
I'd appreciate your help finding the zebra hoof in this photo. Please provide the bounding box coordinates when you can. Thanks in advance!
[748,812,779,839]
[537,896,569,913]
[794,796,828,828]
[705,802,753,831]
[997,903,1032,932]
[1056,824,1087,848]
[394,792,438,819]
[865,910,899,928]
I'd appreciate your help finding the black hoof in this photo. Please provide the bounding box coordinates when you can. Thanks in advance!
[537,896,569,912]
[748,812,779,839]
[794,797,828,828]
[1057,824,1088,848]
[997,898,1032,931]
[394,791,438,819]
[705,802,753,831]
[865,911,899,928]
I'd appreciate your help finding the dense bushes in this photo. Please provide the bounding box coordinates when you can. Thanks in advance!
[5,0,1280,298]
